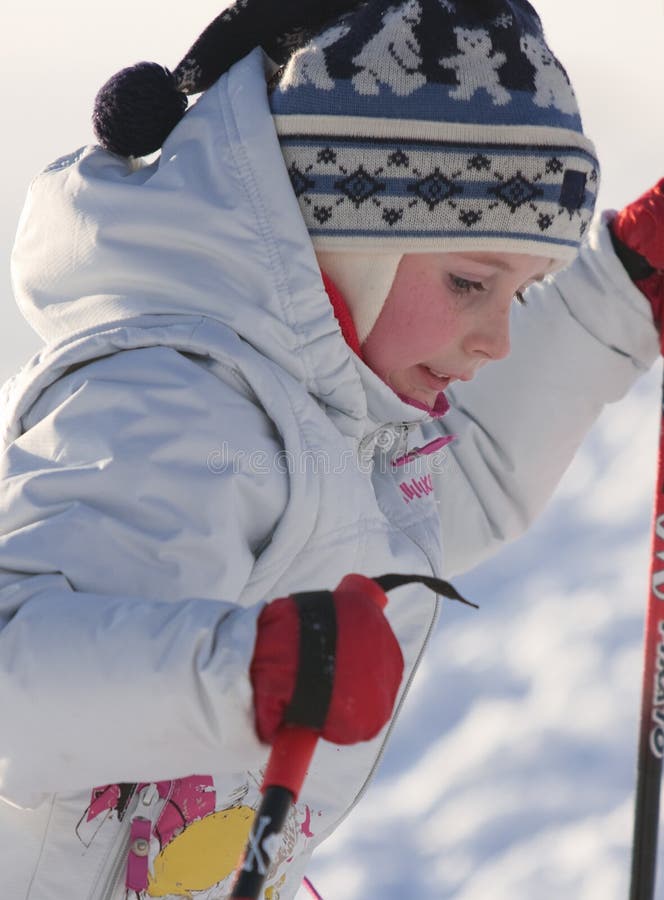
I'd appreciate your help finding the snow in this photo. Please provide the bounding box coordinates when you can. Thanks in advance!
[300,363,663,899]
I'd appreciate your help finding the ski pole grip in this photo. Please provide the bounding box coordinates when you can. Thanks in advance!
[261,576,388,799]
[233,582,389,900]
[259,573,469,802]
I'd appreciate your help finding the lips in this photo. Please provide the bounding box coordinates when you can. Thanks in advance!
[418,365,452,392]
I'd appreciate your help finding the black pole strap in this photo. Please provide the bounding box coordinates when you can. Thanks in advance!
[372,573,479,609]
[285,591,336,730]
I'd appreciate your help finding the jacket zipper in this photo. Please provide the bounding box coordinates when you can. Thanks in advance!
[331,418,444,829]
[92,784,166,900]
[95,818,133,900]
[358,421,415,464]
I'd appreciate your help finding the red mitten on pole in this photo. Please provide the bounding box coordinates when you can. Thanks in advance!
[250,574,404,746]
[610,179,664,345]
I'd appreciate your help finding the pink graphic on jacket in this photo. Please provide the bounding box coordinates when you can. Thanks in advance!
[399,473,435,503]
[393,434,454,467]
[85,776,215,847]
[301,805,314,838]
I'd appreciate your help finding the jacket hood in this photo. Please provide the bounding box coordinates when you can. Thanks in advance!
[10,49,431,431]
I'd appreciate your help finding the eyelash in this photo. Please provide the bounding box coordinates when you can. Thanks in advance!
[449,275,529,306]
[449,274,486,295]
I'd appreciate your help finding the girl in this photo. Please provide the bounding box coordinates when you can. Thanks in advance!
[1,1,662,898]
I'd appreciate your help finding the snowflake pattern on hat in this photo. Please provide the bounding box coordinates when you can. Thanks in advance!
[278,132,598,254]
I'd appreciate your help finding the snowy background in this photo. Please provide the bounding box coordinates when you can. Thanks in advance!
[2,1,664,898]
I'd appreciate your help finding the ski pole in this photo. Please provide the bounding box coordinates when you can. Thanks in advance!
[230,724,319,900]
[630,371,664,900]
[229,574,476,899]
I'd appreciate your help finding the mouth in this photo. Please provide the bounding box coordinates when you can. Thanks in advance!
[418,366,453,392]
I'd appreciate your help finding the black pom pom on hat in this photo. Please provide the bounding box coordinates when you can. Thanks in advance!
[91,0,368,158]
[93,62,188,158]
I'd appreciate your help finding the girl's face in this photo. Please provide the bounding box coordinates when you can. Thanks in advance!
[362,251,552,408]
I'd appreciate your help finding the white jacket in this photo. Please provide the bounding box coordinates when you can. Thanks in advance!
[0,48,658,900]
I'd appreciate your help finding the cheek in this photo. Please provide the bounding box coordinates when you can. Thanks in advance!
[362,314,402,377]
[364,293,462,374]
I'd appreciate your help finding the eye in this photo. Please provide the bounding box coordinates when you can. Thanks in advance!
[449,274,486,295]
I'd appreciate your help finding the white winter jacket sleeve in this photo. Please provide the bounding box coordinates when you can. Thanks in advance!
[432,215,660,577]
[0,344,288,801]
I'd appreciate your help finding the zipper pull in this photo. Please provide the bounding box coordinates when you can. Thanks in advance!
[125,783,165,893]
[126,817,151,892]
[391,424,410,461]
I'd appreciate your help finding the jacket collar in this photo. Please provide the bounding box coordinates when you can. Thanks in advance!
[218,50,435,435]
[11,48,434,439]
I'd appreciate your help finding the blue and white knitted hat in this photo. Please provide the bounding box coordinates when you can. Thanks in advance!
[269,0,599,262]
[93,0,598,266]
[93,0,599,338]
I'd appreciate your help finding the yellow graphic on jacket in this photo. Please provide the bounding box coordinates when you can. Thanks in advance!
[148,806,254,897]
[79,776,319,900]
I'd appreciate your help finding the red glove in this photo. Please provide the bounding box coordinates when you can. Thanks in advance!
[250,574,404,746]
[609,178,664,340]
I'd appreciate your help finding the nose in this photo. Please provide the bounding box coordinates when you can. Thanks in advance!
[465,305,511,362]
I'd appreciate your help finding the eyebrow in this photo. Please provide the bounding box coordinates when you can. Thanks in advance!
[463,254,514,272]
[461,254,550,282]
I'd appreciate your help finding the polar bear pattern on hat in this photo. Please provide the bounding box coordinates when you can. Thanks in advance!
[520,33,578,115]
[270,0,599,256]
[351,0,426,96]
[281,23,351,90]
[440,27,511,105]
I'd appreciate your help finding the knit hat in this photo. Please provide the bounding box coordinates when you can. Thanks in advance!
[269,0,599,261]
[93,0,598,266]
[92,0,598,343]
